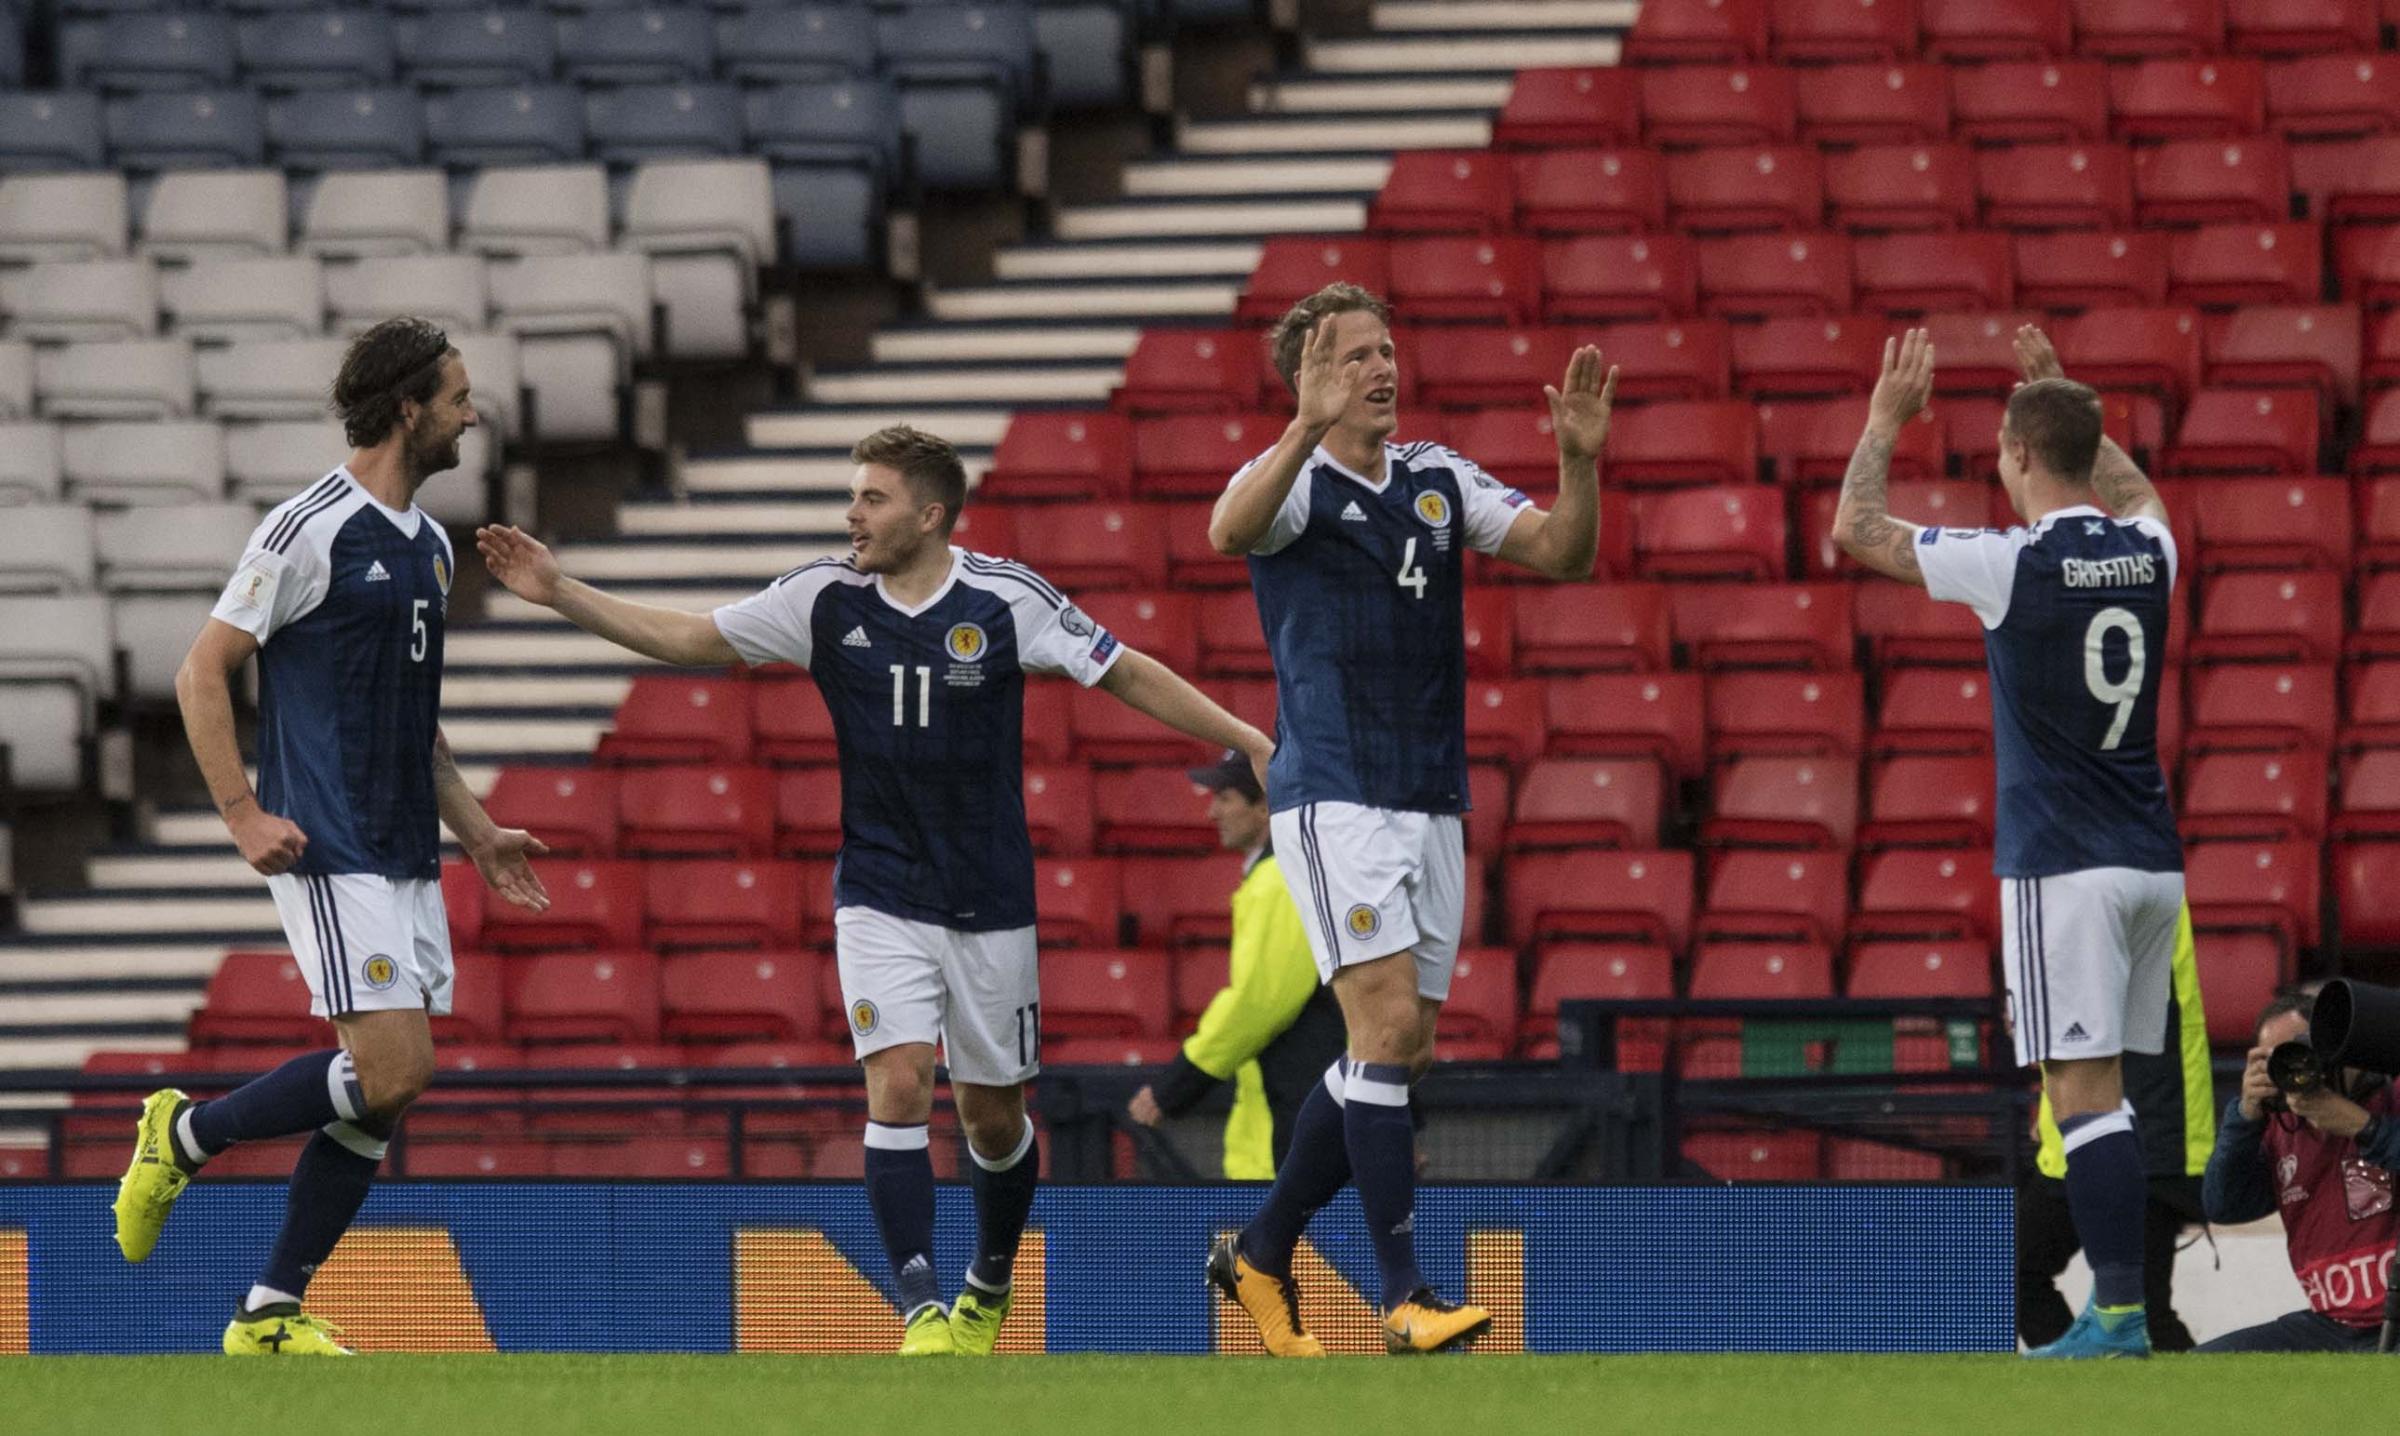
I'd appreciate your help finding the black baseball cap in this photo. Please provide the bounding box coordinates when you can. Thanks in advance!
[1186,747,1262,801]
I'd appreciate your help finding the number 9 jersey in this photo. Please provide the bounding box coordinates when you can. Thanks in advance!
[1916,504,2184,881]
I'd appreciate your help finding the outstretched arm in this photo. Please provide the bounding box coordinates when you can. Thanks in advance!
[1833,328,1935,587]
[2012,325,2167,525]
[1495,344,1616,581]
[433,727,549,912]
[477,524,739,667]
[1097,650,1274,792]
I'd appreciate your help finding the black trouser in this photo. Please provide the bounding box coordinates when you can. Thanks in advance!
[2017,1173,2203,1351]
[2195,1309,2384,1352]
[1254,986,1347,1171]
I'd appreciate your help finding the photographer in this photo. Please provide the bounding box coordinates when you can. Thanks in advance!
[2197,988,2400,1352]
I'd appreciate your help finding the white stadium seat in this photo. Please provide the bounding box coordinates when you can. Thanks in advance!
[96,502,254,591]
[0,258,159,343]
[294,169,449,258]
[0,591,117,786]
[224,417,345,504]
[488,252,650,440]
[416,430,493,524]
[62,419,226,504]
[458,164,610,257]
[621,158,770,360]
[0,342,38,420]
[163,256,326,342]
[195,336,345,420]
[138,170,289,262]
[110,593,214,700]
[0,420,63,502]
[324,253,488,337]
[0,173,129,264]
[35,338,195,419]
[450,329,522,440]
[0,504,97,593]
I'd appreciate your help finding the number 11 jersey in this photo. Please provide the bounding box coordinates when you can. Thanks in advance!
[712,549,1122,932]
[1917,504,2184,880]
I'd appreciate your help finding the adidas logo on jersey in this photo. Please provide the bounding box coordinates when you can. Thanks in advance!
[1340,500,1368,522]
[364,561,391,582]
[842,626,871,648]
[2062,1023,2090,1042]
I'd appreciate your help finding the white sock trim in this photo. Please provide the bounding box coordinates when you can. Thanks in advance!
[1322,1057,1347,1107]
[2060,1108,2134,1155]
[970,1116,1036,1173]
[321,1119,389,1162]
[244,1284,300,1313]
[1346,1076,1410,1108]
[174,1107,210,1167]
[327,1051,362,1124]
[864,1121,930,1152]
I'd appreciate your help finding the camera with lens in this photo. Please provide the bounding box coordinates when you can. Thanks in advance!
[2264,1039,2323,1113]
[2269,980,2400,1115]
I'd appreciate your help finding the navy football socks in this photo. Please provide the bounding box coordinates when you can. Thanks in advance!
[255,1120,389,1306]
[177,1049,363,1170]
[2059,1103,2147,1310]
[965,1117,1039,1295]
[864,1122,942,1318]
[1239,1060,1353,1279]
[1343,1061,1425,1311]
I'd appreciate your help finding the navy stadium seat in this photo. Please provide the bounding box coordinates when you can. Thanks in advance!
[398,9,559,89]
[585,83,745,164]
[238,10,400,91]
[0,93,109,172]
[877,4,1036,191]
[716,6,879,85]
[267,87,425,170]
[558,8,719,86]
[744,80,901,269]
[61,13,240,93]
[424,85,586,167]
[106,90,266,169]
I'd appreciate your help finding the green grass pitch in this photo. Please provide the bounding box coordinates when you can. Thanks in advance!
[0,1353,2346,1436]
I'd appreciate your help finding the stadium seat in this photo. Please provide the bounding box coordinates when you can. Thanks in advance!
[1439,948,1521,1053]
[1019,761,1094,857]
[614,765,774,857]
[1670,582,1855,669]
[2181,749,2330,839]
[1033,857,1123,947]
[1441,406,1569,493]
[2337,749,2400,838]
[1414,326,1580,411]
[2054,307,2203,411]
[1119,852,1245,946]
[1092,766,1216,853]
[2075,0,2230,57]
[585,82,746,165]
[1690,939,1836,999]
[1683,1129,1823,1181]
[1706,670,1867,759]
[1236,236,1391,325]
[601,675,752,764]
[400,10,557,89]
[1975,142,2135,230]
[1505,757,1666,850]
[1851,846,1999,939]
[1194,590,1271,679]
[983,411,1131,502]
[189,951,321,1046]
[1702,848,1851,944]
[2356,390,2400,472]
[742,79,899,271]
[240,11,399,91]
[1865,754,1996,846]
[1873,669,1996,756]
[1664,145,1825,233]
[1539,234,1699,321]
[2263,53,2400,136]
[1772,0,1919,58]
[324,253,486,336]
[2226,0,2379,52]
[876,3,1035,191]
[1386,236,1541,324]
[1846,939,1994,998]
[1626,0,1770,61]
[660,949,822,1043]
[1795,63,1952,144]
[1852,231,2015,313]
[2133,135,2294,227]
[1504,848,1697,952]
[1825,143,1980,232]
[440,861,484,954]
[1130,413,1288,500]
[2186,662,2335,756]
[1632,485,1787,580]
[0,93,111,173]
[1609,401,1761,488]
[766,766,840,858]
[644,859,808,949]
[1696,231,1855,316]
[1371,150,1511,234]
[2186,838,2322,950]
[505,951,661,1044]
[2192,929,2289,1042]
[1951,59,2110,143]
[1921,0,2072,58]
[1510,147,1668,235]
[482,859,646,952]
[1464,679,1549,766]
[422,85,585,168]
[1731,316,1885,398]
[2362,480,2400,570]
[1542,671,1708,776]
[558,8,716,86]
[2165,389,2319,474]
[1524,942,1675,1048]
[717,5,876,85]
[481,767,619,857]
[1111,328,1260,416]
[0,422,63,503]
[2334,841,2400,948]
[1513,583,1672,672]
[159,256,323,342]
[2203,305,2361,405]
[264,87,426,172]
[750,673,837,766]
[1006,502,1166,590]
[0,505,94,592]
[2194,477,2349,571]
[1039,948,1169,1039]
[1580,318,1733,402]
[1706,755,1860,848]
[423,952,505,1048]
[2013,231,2172,309]
[550,1136,731,1180]
[1759,398,1946,484]
[1080,589,1199,676]
[2167,222,2323,307]
[1493,67,1644,148]
[62,12,239,92]
[1640,65,1798,146]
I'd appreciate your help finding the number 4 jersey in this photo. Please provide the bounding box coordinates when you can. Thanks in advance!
[712,549,1123,932]
[1917,503,2184,880]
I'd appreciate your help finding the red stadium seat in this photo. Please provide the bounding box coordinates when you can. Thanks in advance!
[644,859,808,949]
[1632,485,1787,580]
[1112,328,1261,416]
[1194,590,1271,678]
[1119,852,1244,945]
[1852,579,1987,667]
[2074,0,2229,57]
[2196,571,2343,662]
[1706,670,1868,758]
[2264,53,2400,137]
[1847,939,1994,997]
[952,505,1016,558]
[615,764,774,857]
[2364,482,2400,573]
[521,1043,690,1135]
[1540,234,1699,322]
[660,949,823,1042]
[1093,766,1215,853]
[1042,1037,1181,1069]
[2165,389,2320,474]
[1131,413,1289,501]
[1683,1129,1823,1180]
[2227,0,2379,52]
[1864,754,1996,845]
[1800,479,1993,578]
[404,1139,552,1178]
[2370,308,2400,390]
[1664,146,1826,233]
[1544,671,1709,776]
[1608,401,1762,488]
[430,953,506,1047]
[750,673,837,766]
[1525,942,1675,1046]
[1690,939,1836,998]
[441,860,484,952]
[1461,588,1516,678]
[2352,661,2400,747]
[1494,67,1643,148]
[1505,848,1697,951]
[1514,583,1673,673]
[2054,307,2203,416]
[1827,1138,1949,1179]
[2195,478,2350,571]
[1017,677,1077,768]
[1758,397,1945,485]
[1732,316,1886,398]
[1372,150,1511,234]
[1951,59,2110,143]
[2193,929,2289,1042]
[1510,147,1669,236]
[1585,318,1735,402]
[2186,838,2322,950]
[1415,326,1578,410]
[2189,662,2337,753]
[1020,761,1095,856]
[1006,501,1167,589]
[1852,231,2014,313]
[2311,147,2400,226]
[1173,947,1225,1029]
[2340,226,2400,309]
[505,951,661,1044]
[2182,749,2331,839]
[2167,222,2324,307]
[1386,236,1541,325]
[1796,63,1952,144]
[1641,64,1800,147]
[771,766,841,857]
[1236,236,1390,325]
[1921,0,2071,58]
[1852,846,2000,939]
[484,766,617,856]
[1670,582,1855,669]
[2335,841,2400,948]
[1697,231,1855,317]
[2134,135,2294,227]
[2203,305,2362,405]
[599,675,751,765]
[1702,848,1851,943]
[1875,668,1996,755]
[2337,748,2400,837]
[2012,231,2171,309]
[1070,676,1215,764]
[1465,761,1510,857]
[1505,757,1666,849]
[1040,948,1170,1038]
[1034,857,1123,946]
[1705,755,1860,848]
[1441,406,1567,493]
[1080,589,1199,675]
[2357,390,2400,473]
[1626,0,1771,61]
[983,411,1133,502]
[1975,142,2135,230]
[1771,0,1919,59]
[1440,948,1521,1049]
[1464,678,1549,765]
[1826,143,1980,233]
[189,951,321,1046]
[484,858,644,951]
[550,1136,732,1179]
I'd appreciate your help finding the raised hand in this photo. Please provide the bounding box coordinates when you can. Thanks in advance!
[1868,328,1935,434]
[471,827,551,912]
[2013,324,2066,385]
[1545,344,1620,462]
[476,524,562,608]
[1293,314,1367,433]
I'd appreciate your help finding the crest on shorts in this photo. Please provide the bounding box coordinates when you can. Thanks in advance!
[361,955,398,991]
[1345,904,1381,941]
[432,554,450,592]
[850,999,880,1035]
[945,623,987,662]
[1414,492,1452,529]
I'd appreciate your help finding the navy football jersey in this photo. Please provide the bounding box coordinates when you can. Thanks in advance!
[210,468,455,880]
[1918,504,2184,879]
[1239,441,1531,815]
[713,549,1122,932]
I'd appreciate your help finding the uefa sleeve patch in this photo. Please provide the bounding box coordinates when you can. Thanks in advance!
[1089,630,1120,665]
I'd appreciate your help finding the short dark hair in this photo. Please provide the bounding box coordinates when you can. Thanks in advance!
[1268,282,1393,395]
[2002,378,2104,485]
[332,317,457,448]
[851,424,968,532]
[2258,986,2316,1040]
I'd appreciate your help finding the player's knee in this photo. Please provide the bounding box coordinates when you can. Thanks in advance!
[962,1107,1025,1160]
[863,1055,936,1124]
[356,1052,434,1120]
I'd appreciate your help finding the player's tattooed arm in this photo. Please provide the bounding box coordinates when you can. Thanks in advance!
[435,726,550,912]
[2012,325,2168,525]
[1835,328,1935,587]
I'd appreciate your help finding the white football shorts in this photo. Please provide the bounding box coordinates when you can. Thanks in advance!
[1269,800,1465,1001]
[834,905,1041,1086]
[2002,866,2185,1066]
[264,871,455,1019]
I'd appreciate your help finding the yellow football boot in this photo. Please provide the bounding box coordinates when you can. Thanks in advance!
[948,1286,1011,1356]
[223,1307,354,1356]
[1382,1288,1491,1355]
[898,1303,956,1355]
[113,1089,193,1262]
[1207,1234,1325,1358]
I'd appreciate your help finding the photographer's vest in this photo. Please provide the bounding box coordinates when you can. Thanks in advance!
[2262,1083,2400,1327]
